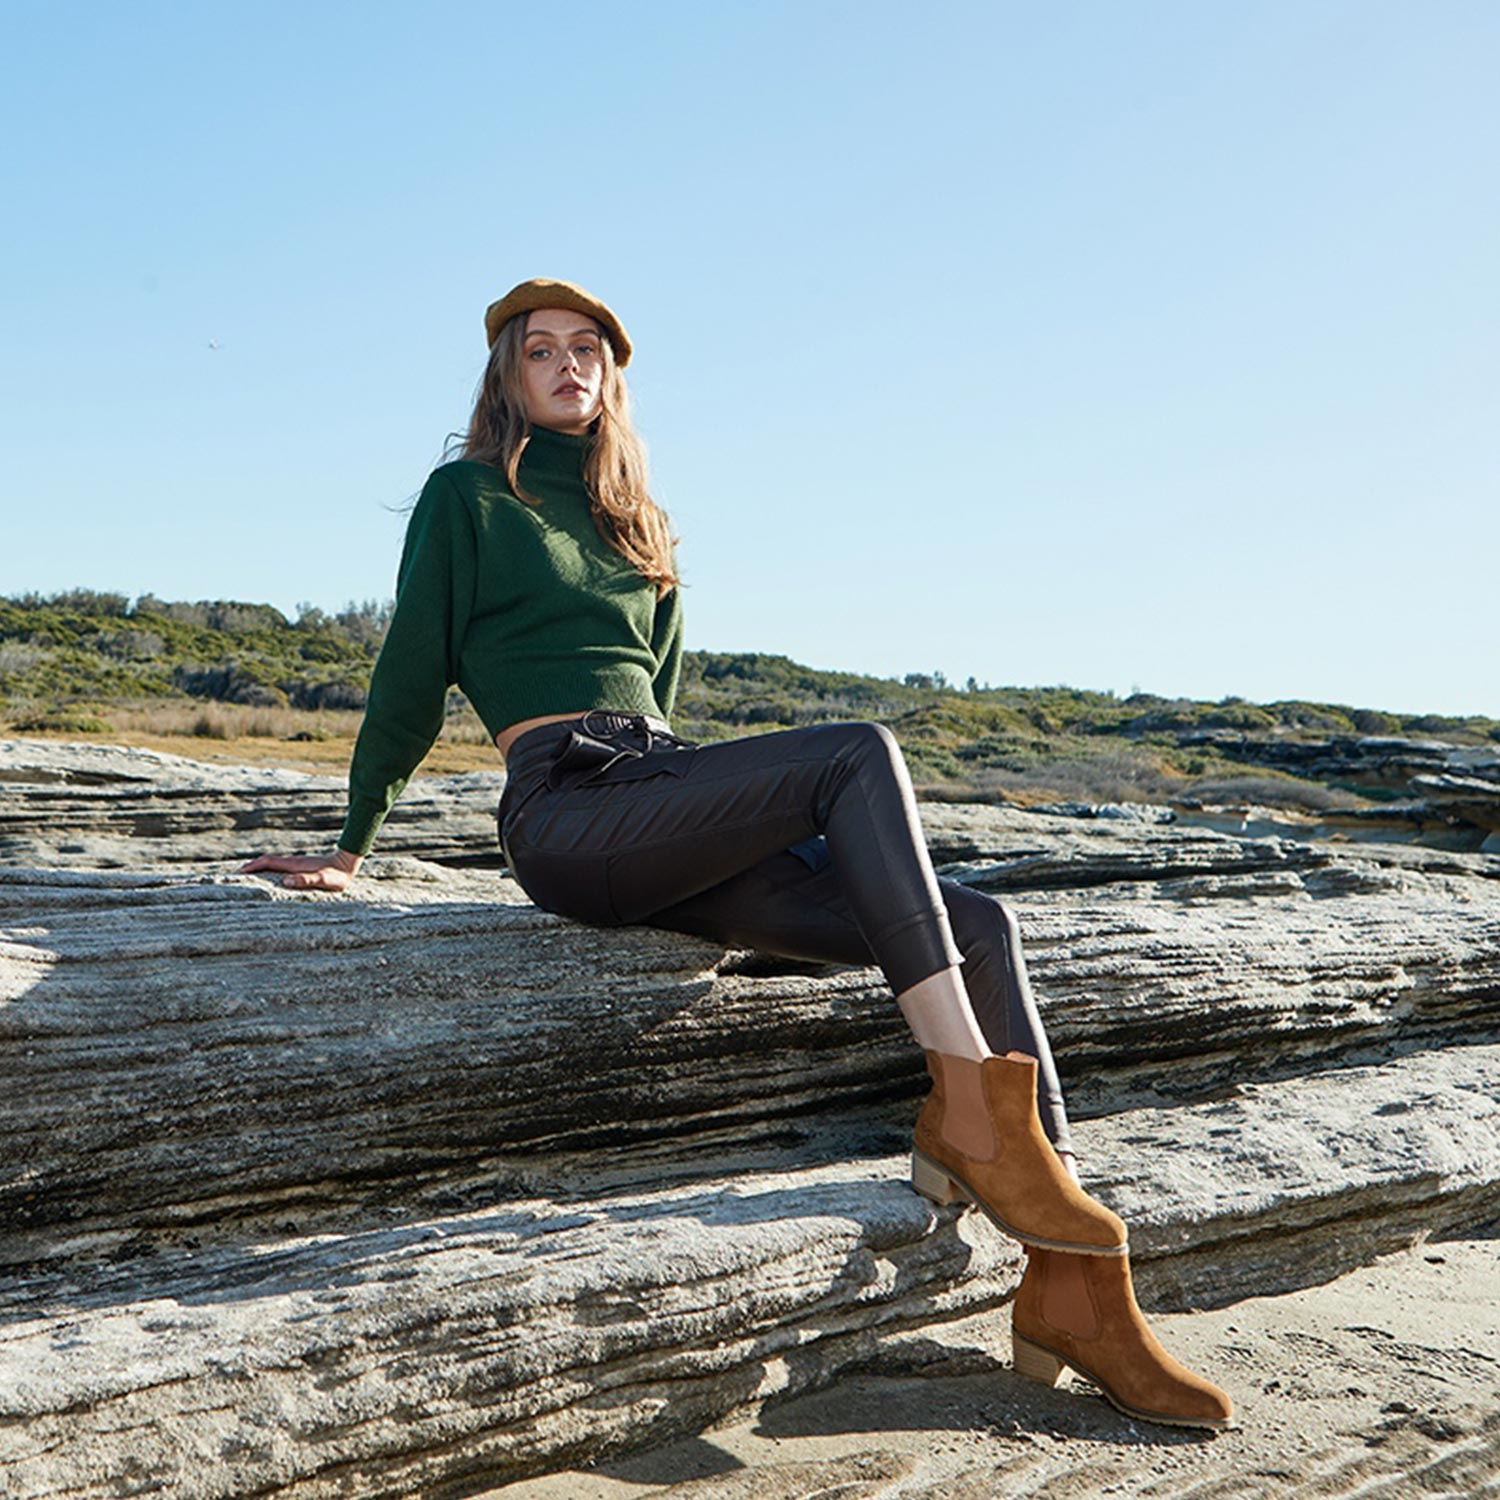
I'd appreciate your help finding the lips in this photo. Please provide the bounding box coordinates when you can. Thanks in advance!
[554,382,586,397]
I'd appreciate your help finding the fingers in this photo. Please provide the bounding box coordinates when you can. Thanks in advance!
[238,857,307,881]
[235,855,351,892]
[239,855,317,875]
[282,870,348,892]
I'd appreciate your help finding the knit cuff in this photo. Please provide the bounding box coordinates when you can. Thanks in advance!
[338,797,389,858]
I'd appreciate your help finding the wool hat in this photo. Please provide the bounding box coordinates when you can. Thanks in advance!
[483,277,632,367]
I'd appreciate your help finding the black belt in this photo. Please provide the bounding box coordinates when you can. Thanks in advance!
[544,713,698,788]
[575,709,696,752]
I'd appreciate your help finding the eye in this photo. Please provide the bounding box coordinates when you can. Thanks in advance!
[575,341,601,359]
[527,346,553,360]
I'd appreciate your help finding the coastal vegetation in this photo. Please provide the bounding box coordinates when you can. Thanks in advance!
[3,589,1497,810]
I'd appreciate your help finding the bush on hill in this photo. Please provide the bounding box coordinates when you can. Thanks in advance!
[4,588,1499,807]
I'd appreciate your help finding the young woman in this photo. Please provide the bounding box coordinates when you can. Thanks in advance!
[238,277,1232,1432]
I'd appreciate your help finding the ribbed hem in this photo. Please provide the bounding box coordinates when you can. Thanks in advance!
[466,665,672,742]
[338,797,389,857]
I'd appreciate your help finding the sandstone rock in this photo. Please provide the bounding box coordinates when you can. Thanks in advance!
[1178,731,1500,848]
[5,843,1498,1261]
[0,737,503,867]
[3,1039,1497,1496]
[0,1152,1014,1500]
[1180,732,1485,793]
[2,740,1499,1497]
[1026,802,1178,824]
[1411,771,1500,833]
[586,1238,1500,1500]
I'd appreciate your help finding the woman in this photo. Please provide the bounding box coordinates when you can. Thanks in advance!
[238,277,1232,1432]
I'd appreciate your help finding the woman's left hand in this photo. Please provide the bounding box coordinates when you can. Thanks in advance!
[236,848,363,892]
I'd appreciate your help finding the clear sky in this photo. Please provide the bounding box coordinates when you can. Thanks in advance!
[3,1,1496,717]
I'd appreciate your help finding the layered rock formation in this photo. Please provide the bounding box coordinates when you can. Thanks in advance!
[1,738,1498,1497]
[1181,730,1500,849]
[0,738,503,868]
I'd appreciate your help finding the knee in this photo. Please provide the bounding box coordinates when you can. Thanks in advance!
[831,719,903,769]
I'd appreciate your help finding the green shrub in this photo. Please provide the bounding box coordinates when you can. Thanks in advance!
[12,708,112,734]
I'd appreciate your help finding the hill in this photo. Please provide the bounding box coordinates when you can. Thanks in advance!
[2,589,1498,825]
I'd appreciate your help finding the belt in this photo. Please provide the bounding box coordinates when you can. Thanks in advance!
[506,711,693,765]
[577,709,673,738]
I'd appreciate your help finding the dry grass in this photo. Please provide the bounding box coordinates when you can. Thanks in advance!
[1,700,502,777]
[913,748,1366,816]
[107,701,364,741]
[957,750,1192,807]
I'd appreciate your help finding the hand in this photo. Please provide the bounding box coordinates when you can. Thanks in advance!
[236,847,363,892]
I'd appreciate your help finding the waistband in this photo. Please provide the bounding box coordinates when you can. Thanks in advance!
[505,710,678,768]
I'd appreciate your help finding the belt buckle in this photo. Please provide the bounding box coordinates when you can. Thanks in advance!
[580,709,654,751]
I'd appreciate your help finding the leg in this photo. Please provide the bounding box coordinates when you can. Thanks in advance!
[643,834,1121,1254]
[644,844,1075,1155]
[506,719,980,1039]
[504,715,1123,1254]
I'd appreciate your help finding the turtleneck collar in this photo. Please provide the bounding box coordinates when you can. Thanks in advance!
[520,423,593,483]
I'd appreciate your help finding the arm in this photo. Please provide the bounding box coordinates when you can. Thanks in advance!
[338,471,478,856]
[237,471,478,889]
[650,583,684,722]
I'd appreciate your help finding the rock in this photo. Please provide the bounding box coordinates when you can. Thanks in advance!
[5,842,1497,1257]
[1410,772,1500,833]
[0,737,504,867]
[1091,1040,1500,1308]
[1179,733,1484,793]
[1178,732,1500,847]
[1027,802,1178,824]
[0,1150,1012,1500]
[559,1237,1500,1500]
[1,740,1499,1497]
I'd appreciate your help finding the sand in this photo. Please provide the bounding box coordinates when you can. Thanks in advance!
[484,1234,1500,1499]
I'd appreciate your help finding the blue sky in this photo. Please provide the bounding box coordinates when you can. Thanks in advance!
[3,1,1496,716]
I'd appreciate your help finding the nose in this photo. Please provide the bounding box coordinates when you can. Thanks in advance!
[558,347,580,374]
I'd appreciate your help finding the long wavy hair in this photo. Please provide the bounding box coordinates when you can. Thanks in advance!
[447,312,680,601]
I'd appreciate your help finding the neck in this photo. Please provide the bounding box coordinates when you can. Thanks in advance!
[520,423,592,483]
[528,423,592,446]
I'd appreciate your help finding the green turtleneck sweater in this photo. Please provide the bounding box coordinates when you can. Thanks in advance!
[338,426,684,856]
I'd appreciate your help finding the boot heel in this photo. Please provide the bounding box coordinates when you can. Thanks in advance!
[911,1151,965,1206]
[1012,1331,1067,1388]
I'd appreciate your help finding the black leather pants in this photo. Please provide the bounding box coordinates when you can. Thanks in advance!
[497,710,1072,1151]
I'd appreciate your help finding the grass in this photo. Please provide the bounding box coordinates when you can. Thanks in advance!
[4,590,1497,811]
[0,695,1373,810]
[3,699,502,777]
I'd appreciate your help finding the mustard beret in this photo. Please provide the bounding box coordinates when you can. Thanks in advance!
[483,277,632,367]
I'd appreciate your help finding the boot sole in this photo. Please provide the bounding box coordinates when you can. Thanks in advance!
[1012,1330,1235,1432]
[911,1149,1128,1258]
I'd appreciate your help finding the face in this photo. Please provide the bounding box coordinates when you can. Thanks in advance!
[518,307,606,433]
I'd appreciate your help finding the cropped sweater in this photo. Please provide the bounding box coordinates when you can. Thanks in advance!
[338,426,684,855]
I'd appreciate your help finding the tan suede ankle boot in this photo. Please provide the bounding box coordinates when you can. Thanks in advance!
[910,1050,1127,1256]
[1011,1247,1234,1431]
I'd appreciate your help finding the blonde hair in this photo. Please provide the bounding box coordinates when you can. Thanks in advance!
[450,312,680,600]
